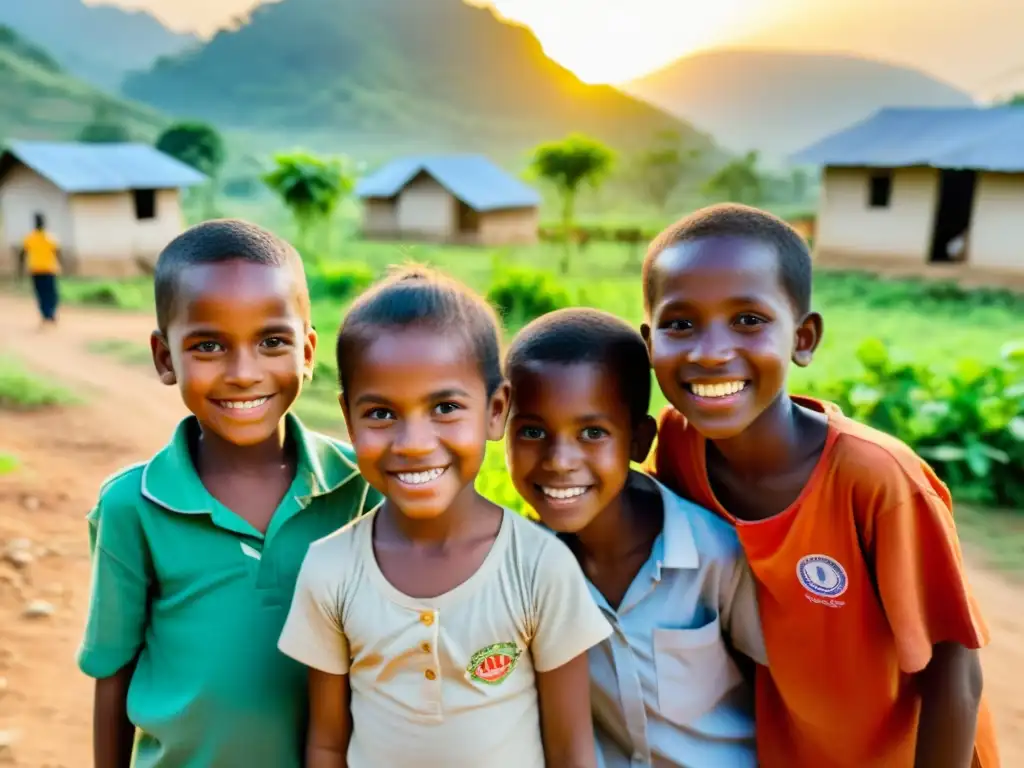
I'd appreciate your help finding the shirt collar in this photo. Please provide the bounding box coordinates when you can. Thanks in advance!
[140,412,361,518]
[650,476,701,571]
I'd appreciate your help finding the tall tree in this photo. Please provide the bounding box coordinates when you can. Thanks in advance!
[529,133,614,274]
[261,151,356,265]
[634,130,702,211]
[156,122,226,217]
[702,150,763,206]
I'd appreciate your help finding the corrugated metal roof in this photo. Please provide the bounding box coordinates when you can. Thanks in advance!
[356,154,540,212]
[1,140,207,193]
[791,107,1024,172]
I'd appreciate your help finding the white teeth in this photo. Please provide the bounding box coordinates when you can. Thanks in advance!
[541,486,589,500]
[220,397,269,410]
[690,381,746,399]
[396,467,446,485]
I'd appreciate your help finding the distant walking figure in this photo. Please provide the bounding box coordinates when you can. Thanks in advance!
[17,213,62,327]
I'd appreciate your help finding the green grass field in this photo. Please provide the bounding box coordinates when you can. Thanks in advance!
[58,238,1024,413]
[37,237,1024,569]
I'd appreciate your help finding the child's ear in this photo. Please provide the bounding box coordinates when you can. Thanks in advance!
[640,323,652,354]
[486,380,512,441]
[303,327,318,382]
[793,311,823,368]
[150,330,177,386]
[630,415,658,464]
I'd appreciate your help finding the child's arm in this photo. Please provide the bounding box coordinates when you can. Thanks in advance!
[720,555,769,671]
[536,652,596,768]
[278,545,353,767]
[914,642,983,768]
[871,483,989,768]
[93,660,138,768]
[530,536,613,768]
[306,669,351,768]
[77,486,152,768]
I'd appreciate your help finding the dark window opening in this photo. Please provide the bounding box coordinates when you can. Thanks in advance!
[868,173,892,208]
[133,189,156,220]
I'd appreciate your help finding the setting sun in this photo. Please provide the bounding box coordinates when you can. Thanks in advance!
[481,0,781,83]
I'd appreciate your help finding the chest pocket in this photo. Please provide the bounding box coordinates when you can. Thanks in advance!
[653,614,743,725]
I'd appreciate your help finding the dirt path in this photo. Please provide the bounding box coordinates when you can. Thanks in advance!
[0,293,1022,766]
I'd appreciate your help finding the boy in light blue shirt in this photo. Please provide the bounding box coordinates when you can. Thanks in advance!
[505,308,767,767]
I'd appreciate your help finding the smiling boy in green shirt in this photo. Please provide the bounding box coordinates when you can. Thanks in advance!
[77,220,379,768]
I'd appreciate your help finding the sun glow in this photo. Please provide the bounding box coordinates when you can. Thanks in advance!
[482,0,780,83]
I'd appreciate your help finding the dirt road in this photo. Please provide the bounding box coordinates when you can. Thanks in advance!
[0,293,1022,766]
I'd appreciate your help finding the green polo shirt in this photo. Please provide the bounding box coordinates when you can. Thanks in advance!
[77,413,380,768]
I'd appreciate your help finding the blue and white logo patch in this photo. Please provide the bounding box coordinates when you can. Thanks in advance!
[796,554,848,598]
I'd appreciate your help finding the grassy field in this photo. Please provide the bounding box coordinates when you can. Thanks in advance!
[57,238,1024,413]
[11,236,1024,568]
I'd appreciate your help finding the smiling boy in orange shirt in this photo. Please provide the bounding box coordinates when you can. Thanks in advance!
[641,203,999,767]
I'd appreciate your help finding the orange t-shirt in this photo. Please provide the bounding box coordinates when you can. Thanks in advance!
[649,397,999,767]
[22,230,60,275]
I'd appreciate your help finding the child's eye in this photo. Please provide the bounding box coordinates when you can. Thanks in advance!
[735,314,767,328]
[261,336,290,349]
[365,407,394,421]
[580,427,608,441]
[518,426,546,440]
[661,318,693,332]
[434,402,461,416]
[191,341,222,354]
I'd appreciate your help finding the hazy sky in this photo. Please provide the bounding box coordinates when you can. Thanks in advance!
[87,0,1024,96]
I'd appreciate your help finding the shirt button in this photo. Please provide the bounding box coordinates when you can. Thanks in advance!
[419,611,435,626]
[420,642,432,653]
[425,669,437,681]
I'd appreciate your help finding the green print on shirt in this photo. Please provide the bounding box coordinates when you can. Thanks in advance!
[467,642,521,685]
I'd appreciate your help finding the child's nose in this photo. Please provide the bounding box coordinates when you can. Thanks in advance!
[687,324,736,368]
[392,417,439,455]
[224,348,264,387]
[542,438,582,472]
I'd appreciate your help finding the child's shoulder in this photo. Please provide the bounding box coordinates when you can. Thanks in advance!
[824,402,949,505]
[307,506,372,557]
[653,477,743,563]
[91,460,148,516]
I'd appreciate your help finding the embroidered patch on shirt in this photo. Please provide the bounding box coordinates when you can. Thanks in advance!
[467,642,521,685]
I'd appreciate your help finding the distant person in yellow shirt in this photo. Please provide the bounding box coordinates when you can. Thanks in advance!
[17,213,62,327]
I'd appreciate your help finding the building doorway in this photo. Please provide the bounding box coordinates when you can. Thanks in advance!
[929,170,976,263]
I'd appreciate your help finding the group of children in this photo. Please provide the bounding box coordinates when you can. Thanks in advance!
[77,205,999,767]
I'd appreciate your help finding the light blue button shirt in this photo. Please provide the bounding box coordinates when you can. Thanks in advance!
[586,477,767,768]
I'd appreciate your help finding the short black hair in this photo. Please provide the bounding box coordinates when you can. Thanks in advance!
[153,218,308,331]
[336,264,504,400]
[642,203,812,316]
[505,307,651,424]
[33,213,45,230]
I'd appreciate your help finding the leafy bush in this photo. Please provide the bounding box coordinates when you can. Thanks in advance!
[62,280,152,310]
[809,338,1024,507]
[487,267,570,328]
[312,262,375,302]
[0,358,77,409]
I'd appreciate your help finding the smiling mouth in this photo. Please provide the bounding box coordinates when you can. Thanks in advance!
[537,485,593,503]
[686,381,748,399]
[393,467,449,486]
[214,396,273,411]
